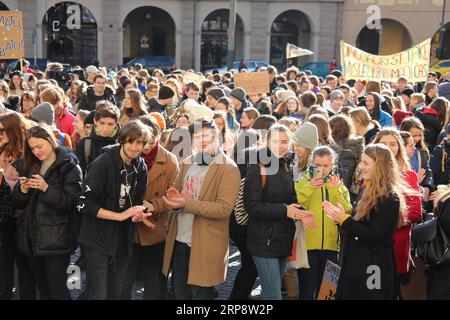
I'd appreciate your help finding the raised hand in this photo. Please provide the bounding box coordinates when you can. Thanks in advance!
[327,174,342,188]
[323,200,346,223]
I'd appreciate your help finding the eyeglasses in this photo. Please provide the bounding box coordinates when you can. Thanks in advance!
[0,128,5,134]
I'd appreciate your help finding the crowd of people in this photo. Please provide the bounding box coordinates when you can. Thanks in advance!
[0,57,449,300]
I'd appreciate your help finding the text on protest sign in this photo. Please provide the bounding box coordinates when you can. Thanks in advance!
[234,71,270,95]
[317,260,341,300]
[0,11,24,59]
[340,39,431,82]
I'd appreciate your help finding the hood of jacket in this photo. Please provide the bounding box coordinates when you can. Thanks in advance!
[101,144,145,174]
[86,85,114,98]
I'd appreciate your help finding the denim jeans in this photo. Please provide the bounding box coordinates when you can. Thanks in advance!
[84,246,131,300]
[172,241,214,300]
[252,255,287,300]
[122,242,166,300]
[297,250,338,300]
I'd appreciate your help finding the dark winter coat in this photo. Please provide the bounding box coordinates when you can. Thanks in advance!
[337,194,399,300]
[244,148,297,258]
[75,127,119,174]
[12,148,83,256]
[426,196,450,300]
[430,138,450,186]
[77,144,147,257]
[78,86,116,112]
[414,106,442,152]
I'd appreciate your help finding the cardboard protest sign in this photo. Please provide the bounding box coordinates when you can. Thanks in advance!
[0,11,24,59]
[183,72,205,85]
[340,39,431,82]
[234,71,270,95]
[317,260,341,300]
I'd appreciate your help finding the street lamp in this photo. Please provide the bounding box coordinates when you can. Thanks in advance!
[438,0,447,59]
[227,0,236,70]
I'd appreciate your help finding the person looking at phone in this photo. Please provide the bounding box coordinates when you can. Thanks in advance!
[244,124,317,300]
[295,145,352,300]
[12,124,83,299]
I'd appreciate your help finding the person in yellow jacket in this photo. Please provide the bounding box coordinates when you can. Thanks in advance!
[295,145,352,300]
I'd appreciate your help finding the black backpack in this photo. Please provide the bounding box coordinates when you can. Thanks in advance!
[337,148,358,189]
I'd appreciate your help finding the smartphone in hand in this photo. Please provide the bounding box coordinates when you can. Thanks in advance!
[313,166,323,180]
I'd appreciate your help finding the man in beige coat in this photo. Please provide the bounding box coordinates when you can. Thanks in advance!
[162,118,240,299]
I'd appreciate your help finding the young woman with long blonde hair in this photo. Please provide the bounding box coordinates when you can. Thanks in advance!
[373,128,422,298]
[323,144,410,299]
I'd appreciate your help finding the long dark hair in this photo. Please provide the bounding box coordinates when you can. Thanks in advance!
[24,124,58,176]
[0,112,25,160]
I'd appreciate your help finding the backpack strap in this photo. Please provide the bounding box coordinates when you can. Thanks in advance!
[442,147,447,173]
[84,137,92,166]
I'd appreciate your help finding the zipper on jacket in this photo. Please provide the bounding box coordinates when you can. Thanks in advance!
[267,225,274,247]
[321,186,324,251]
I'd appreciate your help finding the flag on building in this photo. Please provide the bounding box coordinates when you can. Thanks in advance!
[286,43,313,59]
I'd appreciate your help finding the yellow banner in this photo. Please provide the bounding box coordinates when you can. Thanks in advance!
[340,39,431,82]
[0,11,24,59]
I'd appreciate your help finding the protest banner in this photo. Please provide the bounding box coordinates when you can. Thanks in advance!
[317,260,341,300]
[0,11,24,59]
[340,39,431,82]
[183,72,205,86]
[234,71,270,95]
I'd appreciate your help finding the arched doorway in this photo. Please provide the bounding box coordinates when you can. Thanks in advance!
[42,1,97,66]
[431,22,450,63]
[122,6,176,64]
[356,19,412,55]
[270,10,311,70]
[200,9,244,71]
[0,2,9,10]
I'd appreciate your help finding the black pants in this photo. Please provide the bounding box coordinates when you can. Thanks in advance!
[172,241,214,300]
[229,230,258,300]
[16,252,70,300]
[122,242,166,300]
[0,217,16,299]
[84,246,131,300]
[297,250,338,300]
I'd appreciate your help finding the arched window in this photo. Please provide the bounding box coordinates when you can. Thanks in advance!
[43,2,97,66]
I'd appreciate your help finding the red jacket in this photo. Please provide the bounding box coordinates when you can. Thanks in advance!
[393,170,422,274]
[55,105,75,137]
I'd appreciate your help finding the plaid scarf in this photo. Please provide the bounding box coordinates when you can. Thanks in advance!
[143,144,159,171]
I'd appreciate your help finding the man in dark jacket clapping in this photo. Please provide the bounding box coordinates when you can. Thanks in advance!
[77,120,150,300]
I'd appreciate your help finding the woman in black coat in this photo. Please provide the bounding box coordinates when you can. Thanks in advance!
[12,124,82,300]
[426,191,450,299]
[243,124,316,300]
[324,144,410,300]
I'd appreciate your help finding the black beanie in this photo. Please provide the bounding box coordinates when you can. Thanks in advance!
[158,86,175,100]
[84,110,96,126]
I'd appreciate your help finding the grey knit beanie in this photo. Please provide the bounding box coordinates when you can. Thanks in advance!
[292,122,319,150]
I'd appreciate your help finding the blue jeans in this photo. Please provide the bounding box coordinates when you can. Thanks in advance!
[297,250,338,300]
[172,241,214,300]
[252,256,287,300]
